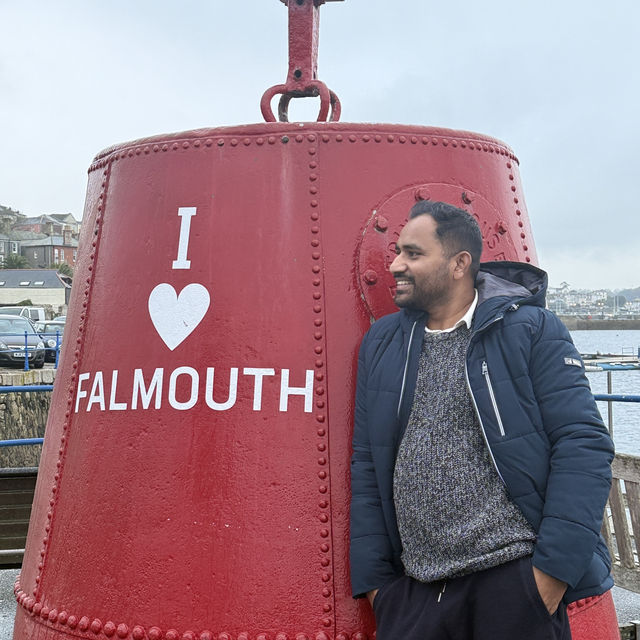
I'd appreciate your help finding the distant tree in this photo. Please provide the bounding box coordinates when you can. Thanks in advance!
[53,262,73,278]
[1,254,30,269]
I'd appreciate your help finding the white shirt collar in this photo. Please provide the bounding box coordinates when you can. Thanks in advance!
[424,289,478,334]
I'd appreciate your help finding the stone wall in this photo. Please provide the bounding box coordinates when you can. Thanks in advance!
[0,369,55,468]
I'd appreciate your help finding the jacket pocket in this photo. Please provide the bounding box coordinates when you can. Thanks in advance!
[482,361,506,437]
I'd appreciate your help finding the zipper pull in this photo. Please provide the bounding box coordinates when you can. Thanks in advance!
[482,361,488,375]
[509,303,520,312]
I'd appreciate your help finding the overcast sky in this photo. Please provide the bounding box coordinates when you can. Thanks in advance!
[1,0,638,290]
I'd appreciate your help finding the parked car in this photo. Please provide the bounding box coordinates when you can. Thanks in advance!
[0,315,45,368]
[0,306,46,323]
[53,315,66,322]
[35,320,65,362]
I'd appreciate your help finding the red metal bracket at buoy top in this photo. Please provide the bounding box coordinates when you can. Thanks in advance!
[261,0,342,122]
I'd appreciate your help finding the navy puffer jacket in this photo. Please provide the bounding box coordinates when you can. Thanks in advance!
[350,261,614,603]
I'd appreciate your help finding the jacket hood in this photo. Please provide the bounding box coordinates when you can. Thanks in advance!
[398,261,548,331]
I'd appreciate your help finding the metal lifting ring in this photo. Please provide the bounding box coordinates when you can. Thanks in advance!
[261,81,341,123]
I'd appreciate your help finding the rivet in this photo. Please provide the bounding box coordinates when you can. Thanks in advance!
[166,631,179,640]
[319,485,328,493]
[104,622,117,637]
[511,186,516,192]
[315,360,324,368]
[309,186,318,194]
[317,427,326,435]
[318,471,327,479]
[117,625,129,639]
[316,386,325,395]
[469,142,475,150]
[516,209,522,216]
[313,278,321,286]
[349,135,357,142]
[317,415,325,423]
[525,257,531,263]
[133,626,146,640]
[411,136,418,144]
[182,632,196,640]
[314,331,323,339]
[375,216,388,232]
[352,634,368,640]
[321,557,330,566]
[276,634,289,640]
[311,225,320,233]
[313,305,322,313]
[243,138,251,146]
[415,187,431,201]
[308,147,317,155]
[311,239,320,247]
[322,587,331,597]
[508,174,514,181]
[312,266,321,274]
[314,346,323,354]
[238,634,249,640]
[310,200,319,208]
[518,221,524,228]
[314,319,323,326]
[399,136,407,144]
[199,631,213,640]
[523,244,528,250]
[452,140,458,147]
[375,134,382,142]
[322,619,332,627]
[321,134,330,143]
[363,134,370,142]
[336,134,343,142]
[59,611,69,625]
[257,138,265,145]
[315,372,324,381]
[68,615,78,629]
[296,134,304,142]
[322,573,331,582]
[506,162,512,169]
[311,212,319,220]
[514,197,519,204]
[313,293,322,302]
[432,138,438,146]
[363,269,378,285]
[79,616,91,631]
[309,173,318,181]
[91,619,103,634]
[319,500,328,508]
[230,139,238,147]
[40,606,50,620]
[205,139,213,147]
[319,513,329,522]
[295,635,310,640]
[307,134,316,142]
[268,137,276,145]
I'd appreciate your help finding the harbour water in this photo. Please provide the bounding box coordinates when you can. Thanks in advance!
[570,330,640,455]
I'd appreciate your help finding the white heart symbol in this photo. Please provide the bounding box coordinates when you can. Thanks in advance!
[148,283,211,351]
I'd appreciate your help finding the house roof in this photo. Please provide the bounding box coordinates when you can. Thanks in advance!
[19,235,79,248]
[0,270,69,289]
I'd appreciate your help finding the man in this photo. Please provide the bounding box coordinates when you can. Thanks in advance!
[350,200,614,639]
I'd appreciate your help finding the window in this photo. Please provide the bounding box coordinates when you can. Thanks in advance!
[10,242,18,254]
[34,281,45,286]
[54,248,59,262]
[19,281,30,286]
[33,251,38,260]
[60,249,65,262]
[0,282,5,286]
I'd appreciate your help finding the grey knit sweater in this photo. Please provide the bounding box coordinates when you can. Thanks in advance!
[393,326,536,582]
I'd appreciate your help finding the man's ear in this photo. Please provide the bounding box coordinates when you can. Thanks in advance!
[452,251,473,280]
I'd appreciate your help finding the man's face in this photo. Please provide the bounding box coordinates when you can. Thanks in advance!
[389,215,454,311]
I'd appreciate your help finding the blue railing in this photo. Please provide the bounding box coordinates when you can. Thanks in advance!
[0,330,62,371]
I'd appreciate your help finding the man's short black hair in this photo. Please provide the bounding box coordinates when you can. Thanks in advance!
[409,200,483,277]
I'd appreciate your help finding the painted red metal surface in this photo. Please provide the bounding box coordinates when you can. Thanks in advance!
[9,122,570,640]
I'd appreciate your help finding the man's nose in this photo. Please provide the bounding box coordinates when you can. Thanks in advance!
[390,253,405,274]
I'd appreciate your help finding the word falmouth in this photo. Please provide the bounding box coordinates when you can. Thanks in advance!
[74,367,315,414]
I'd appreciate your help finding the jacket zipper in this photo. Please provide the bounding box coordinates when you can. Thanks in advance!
[464,314,507,485]
[397,320,417,419]
[481,361,506,437]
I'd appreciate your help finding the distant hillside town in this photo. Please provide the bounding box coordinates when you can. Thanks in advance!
[548,283,640,317]
[0,204,80,271]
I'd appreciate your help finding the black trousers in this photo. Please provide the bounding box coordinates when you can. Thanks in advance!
[373,557,572,640]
